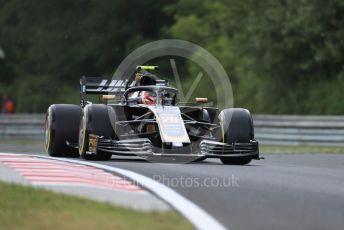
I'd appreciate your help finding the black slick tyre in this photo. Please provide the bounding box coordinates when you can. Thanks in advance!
[78,104,114,161]
[45,104,82,157]
[218,108,254,165]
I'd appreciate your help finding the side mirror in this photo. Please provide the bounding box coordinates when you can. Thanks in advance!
[195,97,208,103]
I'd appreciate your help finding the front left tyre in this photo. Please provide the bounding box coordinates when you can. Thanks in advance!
[78,104,115,161]
[45,104,82,157]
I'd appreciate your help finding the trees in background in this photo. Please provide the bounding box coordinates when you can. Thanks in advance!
[167,0,344,114]
[0,0,343,113]
[0,0,173,112]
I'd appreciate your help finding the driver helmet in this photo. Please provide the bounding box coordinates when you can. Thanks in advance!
[141,91,156,105]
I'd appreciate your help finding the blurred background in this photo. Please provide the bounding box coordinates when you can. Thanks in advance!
[0,0,343,114]
[1,3,344,229]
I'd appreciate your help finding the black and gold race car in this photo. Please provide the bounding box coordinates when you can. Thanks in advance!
[45,66,259,164]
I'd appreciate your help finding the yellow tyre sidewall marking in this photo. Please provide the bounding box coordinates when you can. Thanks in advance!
[218,115,225,143]
[45,107,52,152]
[79,106,88,155]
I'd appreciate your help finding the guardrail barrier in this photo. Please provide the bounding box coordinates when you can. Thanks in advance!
[1,114,343,146]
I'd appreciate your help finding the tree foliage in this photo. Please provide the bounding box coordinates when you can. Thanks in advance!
[0,0,343,114]
[0,0,173,112]
[166,0,344,114]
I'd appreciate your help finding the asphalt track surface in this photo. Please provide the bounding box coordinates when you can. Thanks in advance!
[99,154,344,230]
[2,142,344,230]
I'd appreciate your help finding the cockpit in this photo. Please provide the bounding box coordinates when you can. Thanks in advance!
[124,86,178,106]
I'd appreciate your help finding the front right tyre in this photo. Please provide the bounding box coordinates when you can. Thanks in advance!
[218,108,255,165]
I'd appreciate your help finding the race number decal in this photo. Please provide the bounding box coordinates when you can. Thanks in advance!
[149,106,190,143]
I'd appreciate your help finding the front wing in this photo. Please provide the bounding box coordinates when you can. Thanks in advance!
[86,135,259,159]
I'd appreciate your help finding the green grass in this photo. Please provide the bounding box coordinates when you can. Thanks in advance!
[260,145,344,154]
[0,181,194,230]
[0,139,44,145]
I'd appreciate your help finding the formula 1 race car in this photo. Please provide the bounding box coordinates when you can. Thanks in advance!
[45,66,259,164]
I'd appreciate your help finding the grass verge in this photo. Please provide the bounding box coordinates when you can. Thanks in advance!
[260,145,344,154]
[0,139,44,145]
[0,181,194,230]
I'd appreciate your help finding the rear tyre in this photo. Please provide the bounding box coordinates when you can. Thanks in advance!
[219,108,254,165]
[45,104,82,157]
[79,104,114,161]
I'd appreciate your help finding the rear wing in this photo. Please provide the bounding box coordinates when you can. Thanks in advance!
[79,74,169,106]
[80,76,135,106]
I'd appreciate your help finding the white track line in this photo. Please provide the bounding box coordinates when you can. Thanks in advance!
[0,153,227,230]
[36,155,227,230]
